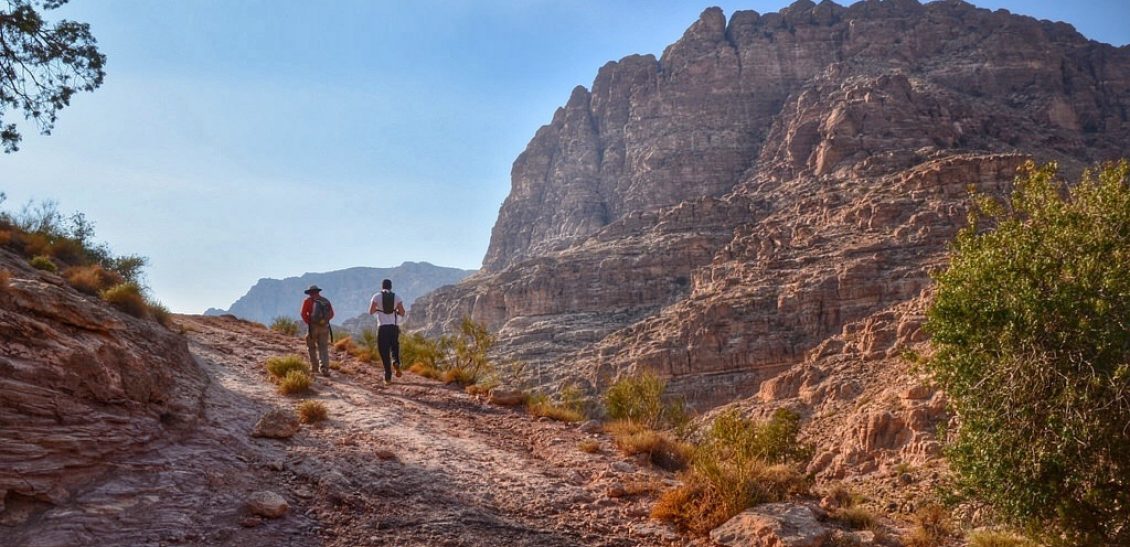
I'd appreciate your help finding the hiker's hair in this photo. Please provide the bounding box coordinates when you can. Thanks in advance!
[382,279,392,290]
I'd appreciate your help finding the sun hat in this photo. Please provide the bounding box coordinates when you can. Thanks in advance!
[304,285,322,295]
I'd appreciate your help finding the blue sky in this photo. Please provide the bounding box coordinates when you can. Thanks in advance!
[3,1,1127,313]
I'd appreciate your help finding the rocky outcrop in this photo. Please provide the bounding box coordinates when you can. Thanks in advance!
[413,0,1130,406]
[710,503,831,547]
[210,261,474,326]
[0,248,207,518]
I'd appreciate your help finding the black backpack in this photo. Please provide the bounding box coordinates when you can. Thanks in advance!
[380,291,396,314]
[310,297,331,325]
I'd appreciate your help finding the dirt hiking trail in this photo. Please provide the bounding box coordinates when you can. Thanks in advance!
[12,315,686,546]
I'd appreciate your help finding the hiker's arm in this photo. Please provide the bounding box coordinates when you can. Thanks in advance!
[300,298,312,323]
[396,301,405,316]
[368,299,379,315]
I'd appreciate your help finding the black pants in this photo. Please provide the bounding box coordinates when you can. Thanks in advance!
[377,324,400,381]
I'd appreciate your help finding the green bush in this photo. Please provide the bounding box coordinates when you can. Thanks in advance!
[265,355,309,379]
[29,255,57,272]
[269,316,299,336]
[604,371,686,429]
[927,160,1130,544]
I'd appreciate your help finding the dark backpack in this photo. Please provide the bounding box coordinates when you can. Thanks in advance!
[310,297,331,325]
[380,291,396,314]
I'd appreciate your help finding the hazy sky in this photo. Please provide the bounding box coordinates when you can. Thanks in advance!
[3,1,1127,313]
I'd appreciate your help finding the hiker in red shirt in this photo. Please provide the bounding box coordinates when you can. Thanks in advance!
[301,285,335,377]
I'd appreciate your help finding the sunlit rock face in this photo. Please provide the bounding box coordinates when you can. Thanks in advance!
[413,0,1130,406]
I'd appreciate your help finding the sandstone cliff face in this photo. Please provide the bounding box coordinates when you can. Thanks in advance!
[416,0,1130,384]
[0,249,207,518]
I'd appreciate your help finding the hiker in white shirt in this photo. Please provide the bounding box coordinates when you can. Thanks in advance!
[368,278,405,384]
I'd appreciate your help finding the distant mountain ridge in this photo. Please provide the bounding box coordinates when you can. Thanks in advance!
[206,262,475,325]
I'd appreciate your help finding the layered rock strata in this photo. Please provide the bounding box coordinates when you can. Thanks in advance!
[414,0,1130,415]
[0,249,207,517]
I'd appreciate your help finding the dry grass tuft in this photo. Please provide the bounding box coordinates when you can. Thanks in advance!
[297,400,328,423]
[606,420,693,471]
[834,505,880,531]
[0,268,10,290]
[527,393,586,423]
[904,504,954,547]
[332,335,356,353]
[441,366,477,386]
[277,370,312,395]
[63,264,123,295]
[967,530,1039,547]
[578,439,601,454]
[265,355,309,379]
[100,282,147,318]
[147,299,173,328]
[269,316,299,336]
[409,361,442,380]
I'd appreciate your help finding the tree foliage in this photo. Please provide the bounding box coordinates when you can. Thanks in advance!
[0,0,105,152]
[927,160,1130,544]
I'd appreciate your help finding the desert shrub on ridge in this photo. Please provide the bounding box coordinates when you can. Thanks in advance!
[269,316,299,336]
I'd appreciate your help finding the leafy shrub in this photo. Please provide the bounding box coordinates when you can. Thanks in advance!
[652,408,811,535]
[297,400,328,424]
[277,370,312,395]
[604,371,687,429]
[526,393,586,423]
[100,282,147,318]
[927,161,1130,544]
[401,330,446,369]
[269,316,299,336]
[265,355,309,379]
[29,255,57,272]
[64,264,123,295]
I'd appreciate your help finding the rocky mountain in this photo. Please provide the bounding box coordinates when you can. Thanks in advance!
[415,0,1130,422]
[208,262,474,325]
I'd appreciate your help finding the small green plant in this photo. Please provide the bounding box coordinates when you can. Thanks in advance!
[278,370,312,395]
[297,400,328,423]
[603,371,688,429]
[269,316,299,336]
[29,255,56,272]
[100,281,147,318]
[265,355,309,379]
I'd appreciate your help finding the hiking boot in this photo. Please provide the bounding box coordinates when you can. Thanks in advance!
[383,377,391,386]
[320,367,330,377]
[394,362,402,378]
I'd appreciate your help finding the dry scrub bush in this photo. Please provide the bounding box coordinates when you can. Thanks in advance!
[63,263,123,295]
[526,393,586,423]
[835,506,879,531]
[29,255,56,272]
[265,355,309,379]
[652,408,811,536]
[269,316,299,336]
[100,282,147,318]
[277,370,312,395]
[904,504,954,547]
[297,400,328,424]
[409,361,441,380]
[0,268,9,290]
[147,299,172,328]
[441,366,477,386]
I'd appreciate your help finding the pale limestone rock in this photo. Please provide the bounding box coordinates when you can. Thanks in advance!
[246,491,288,518]
[710,503,830,547]
[251,408,300,439]
[487,386,527,406]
